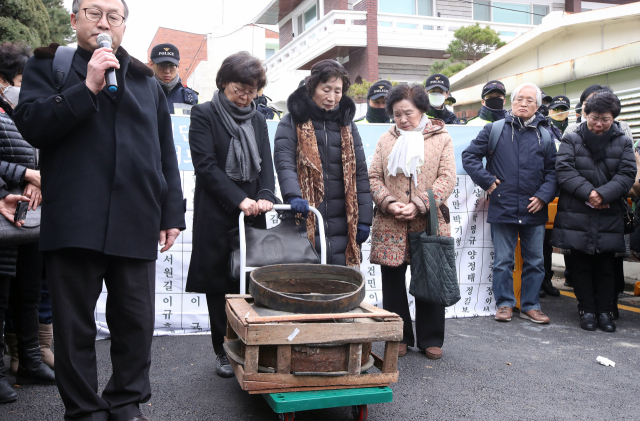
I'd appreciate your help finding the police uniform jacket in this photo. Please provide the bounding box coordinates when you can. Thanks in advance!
[165,82,198,114]
[13,44,186,261]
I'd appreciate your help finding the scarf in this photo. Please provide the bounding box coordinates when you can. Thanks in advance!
[155,74,181,95]
[365,105,390,123]
[212,90,261,182]
[478,105,505,122]
[296,120,361,268]
[583,125,616,163]
[387,114,429,188]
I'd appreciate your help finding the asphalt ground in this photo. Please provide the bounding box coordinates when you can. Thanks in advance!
[3,283,640,421]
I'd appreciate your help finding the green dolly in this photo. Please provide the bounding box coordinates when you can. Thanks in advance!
[263,386,393,421]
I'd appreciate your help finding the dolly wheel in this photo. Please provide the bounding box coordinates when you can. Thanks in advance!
[352,404,368,421]
[279,412,294,421]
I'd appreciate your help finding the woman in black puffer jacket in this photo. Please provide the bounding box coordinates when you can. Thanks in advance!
[551,91,636,334]
[274,60,372,267]
[0,42,54,404]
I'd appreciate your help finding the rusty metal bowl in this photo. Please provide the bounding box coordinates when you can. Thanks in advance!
[249,264,366,314]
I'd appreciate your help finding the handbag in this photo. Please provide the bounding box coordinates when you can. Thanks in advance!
[408,190,461,307]
[227,212,320,281]
[0,188,40,247]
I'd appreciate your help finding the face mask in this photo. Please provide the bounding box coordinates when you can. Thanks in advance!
[428,92,445,108]
[538,104,549,117]
[484,96,504,111]
[0,84,20,108]
[445,105,454,113]
[366,105,389,123]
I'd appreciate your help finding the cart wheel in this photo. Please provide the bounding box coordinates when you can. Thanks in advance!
[351,404,368,421]
[279,412,295,421]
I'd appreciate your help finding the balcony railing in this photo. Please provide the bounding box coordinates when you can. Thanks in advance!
[264,10,367,78]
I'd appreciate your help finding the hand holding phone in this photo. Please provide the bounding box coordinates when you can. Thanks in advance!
[14,201,29,223]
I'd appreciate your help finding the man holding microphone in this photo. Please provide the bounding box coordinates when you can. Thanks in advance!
[13,1,185,420]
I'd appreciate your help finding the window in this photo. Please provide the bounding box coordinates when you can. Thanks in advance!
[532,4,549,25]
[493,2,531,25]
[379,0,415,14]
[295,1,319,36]
[417,0,433,16]
[473,0,491,21]
[266,49,275,59]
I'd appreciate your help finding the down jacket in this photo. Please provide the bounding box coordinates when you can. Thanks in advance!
[369,119,456,267]
[551,123,636,255]
[461,111,558,226]
[274,86,373,266]
[0,98,38,277]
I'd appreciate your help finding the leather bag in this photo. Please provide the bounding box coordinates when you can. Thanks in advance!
[409,190,460,307]
[0,189,40,247]
[228,212,320,281]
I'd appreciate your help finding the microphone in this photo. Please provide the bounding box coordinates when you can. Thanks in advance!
[96,33,117,93]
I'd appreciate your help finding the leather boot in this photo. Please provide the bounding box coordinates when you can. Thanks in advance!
[579,312,597,331]
[38,324,54,370]
[0,356,18,404]
[597,313,616,333]
[4,333,19,375]
[541,278,560,297]
[16,345,56,385]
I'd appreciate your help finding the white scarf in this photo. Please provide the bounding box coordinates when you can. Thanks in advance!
[387,114,429,187]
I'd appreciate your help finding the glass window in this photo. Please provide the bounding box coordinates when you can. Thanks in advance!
[493,2,531,25]
[473,0,491,21]
[379,0,415,14]
[297,14,303,35]
[304,4,317,30]
[532,4,549,25]
[417,0,433,16]
[266,49,275,59]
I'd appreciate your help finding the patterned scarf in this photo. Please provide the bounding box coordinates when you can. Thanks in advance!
[296,120,360,268]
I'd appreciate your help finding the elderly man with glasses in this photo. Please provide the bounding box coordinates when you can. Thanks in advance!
[13,0,185,420]
[462,83,559,326]
[148,43,198,114]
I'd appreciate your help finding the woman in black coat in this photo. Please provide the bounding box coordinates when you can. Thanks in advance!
[551,91,635,333]
[185,53,275,378]
[274,60,373,267]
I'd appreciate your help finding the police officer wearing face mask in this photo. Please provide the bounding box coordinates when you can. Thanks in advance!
[424,73,460,124]
[355,80,393,123]
[466,80,507,126]
[547,95,570,139]
[537,90,553,117]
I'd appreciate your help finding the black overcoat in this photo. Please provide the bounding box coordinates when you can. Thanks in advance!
[551,123,636,254]
[185,102,276,294]
[274,86,373,266]
[13,44,185,260]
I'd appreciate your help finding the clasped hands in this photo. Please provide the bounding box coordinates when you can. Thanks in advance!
[588,190,609,209]
[388,201,419,221]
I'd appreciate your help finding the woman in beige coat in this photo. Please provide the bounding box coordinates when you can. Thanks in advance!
[369,84,456,360]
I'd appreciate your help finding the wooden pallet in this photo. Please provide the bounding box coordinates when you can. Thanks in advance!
[224,294,403,394]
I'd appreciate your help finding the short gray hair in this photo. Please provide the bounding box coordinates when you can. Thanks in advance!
[72,0,129,20]
[511,83,542,107]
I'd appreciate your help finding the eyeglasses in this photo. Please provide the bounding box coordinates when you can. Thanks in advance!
[158,63,178,71]
[81,8,125,27]
[513,97,536,106]
[587,115,613,124]
[552,107,568,112]
[232,84,258,99]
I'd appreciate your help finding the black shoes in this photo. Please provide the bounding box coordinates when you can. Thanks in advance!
[541,280,560,297]
[126,416,150,421]
[597,313,616,333]
[580,313,597,331]
[216,354,234,378]
[16,346,56,385]
[0,358,18,404]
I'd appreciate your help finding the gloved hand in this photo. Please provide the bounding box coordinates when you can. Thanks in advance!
[287,197,309,217]
[356,224,370,245]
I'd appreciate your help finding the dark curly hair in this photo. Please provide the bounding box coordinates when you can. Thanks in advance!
[216,52,267,91]
[385,84,429,117]
[0,42,32,85]
[583,90,621,119]
[305,59,350,97]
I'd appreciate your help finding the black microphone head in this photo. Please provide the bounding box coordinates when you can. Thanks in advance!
[97,33,112,47]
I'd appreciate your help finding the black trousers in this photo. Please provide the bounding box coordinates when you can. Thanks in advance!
[0,275,10,352]
[564,254,573,283]
[381,263,445,349]
[206,293,228,356]
[5,242,44,347]
[543,229,553,284]
[46,248,155,421]
[571,251,615,314]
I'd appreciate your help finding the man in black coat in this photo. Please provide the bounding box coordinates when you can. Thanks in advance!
[13,1,185,420]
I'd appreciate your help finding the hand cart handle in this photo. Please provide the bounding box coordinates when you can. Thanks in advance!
[238,204,327,294]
